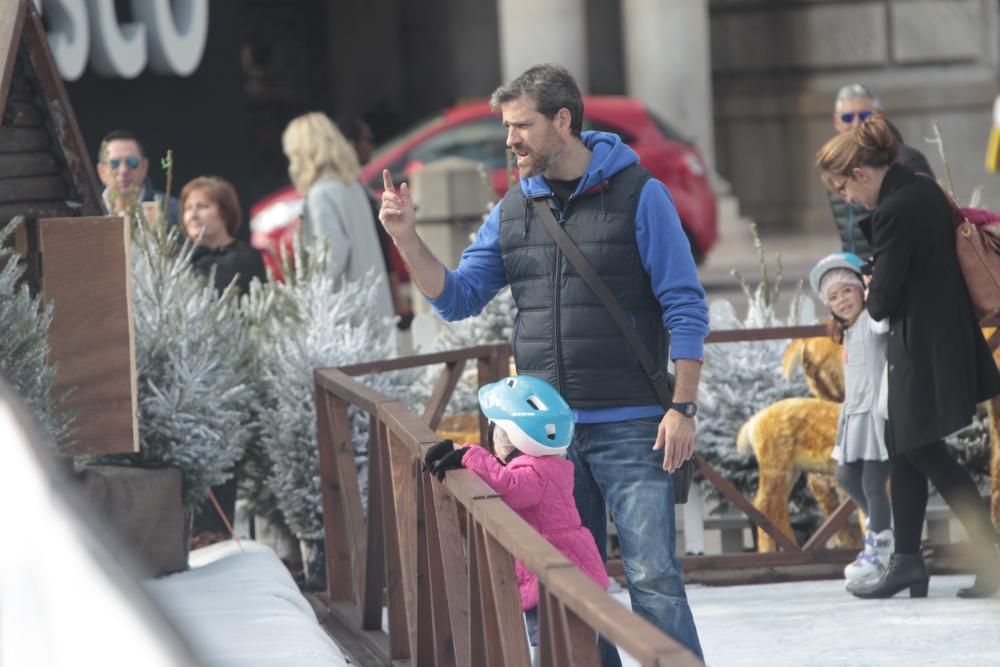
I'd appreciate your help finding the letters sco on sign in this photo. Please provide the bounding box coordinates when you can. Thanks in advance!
[33,0,209,80]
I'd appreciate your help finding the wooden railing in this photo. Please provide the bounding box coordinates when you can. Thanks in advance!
[314,344,702,666]
[312,326,861,666]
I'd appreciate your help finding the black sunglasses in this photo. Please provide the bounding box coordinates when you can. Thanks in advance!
[840,110,873,124]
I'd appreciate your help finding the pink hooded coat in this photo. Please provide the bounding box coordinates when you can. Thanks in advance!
[461,446,610,610]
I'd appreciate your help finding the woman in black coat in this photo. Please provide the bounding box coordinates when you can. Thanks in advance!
[180,176,267,295]
[179,176,266,538]
[817,116,1000,599]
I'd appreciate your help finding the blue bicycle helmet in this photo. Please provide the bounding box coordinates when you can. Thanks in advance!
[809,252,865,298]
[478,376,574,457]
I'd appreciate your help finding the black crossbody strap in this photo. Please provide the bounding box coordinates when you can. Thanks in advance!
[532,200,673,408]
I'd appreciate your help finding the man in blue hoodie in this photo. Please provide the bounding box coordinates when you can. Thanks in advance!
[380,64,707,663]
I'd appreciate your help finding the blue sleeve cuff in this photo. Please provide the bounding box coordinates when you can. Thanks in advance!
[670,336,705,362]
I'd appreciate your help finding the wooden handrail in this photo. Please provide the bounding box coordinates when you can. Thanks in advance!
[313,326,853,665]
[705,324,826,343]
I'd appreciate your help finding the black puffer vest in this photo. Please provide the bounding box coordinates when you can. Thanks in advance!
[499,165,666,408]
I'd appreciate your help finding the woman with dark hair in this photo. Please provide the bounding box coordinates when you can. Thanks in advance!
[816,115,1000,599]
[181,176,266,295]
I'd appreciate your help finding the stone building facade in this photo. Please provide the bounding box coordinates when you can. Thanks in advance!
[710,0,1000,229]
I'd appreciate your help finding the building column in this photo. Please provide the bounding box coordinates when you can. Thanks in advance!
[497,0,588,89]
[621,0,715,167]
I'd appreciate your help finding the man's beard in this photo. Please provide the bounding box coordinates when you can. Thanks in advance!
[520,136,564,178]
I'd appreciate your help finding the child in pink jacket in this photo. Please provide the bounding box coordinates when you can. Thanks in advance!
[423,375,609,649]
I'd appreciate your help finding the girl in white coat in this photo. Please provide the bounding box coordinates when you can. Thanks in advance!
[811,252,893,584]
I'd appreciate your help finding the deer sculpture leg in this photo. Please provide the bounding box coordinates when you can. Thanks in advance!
[754,467,799,553]
[806,473,864,549]
[738,397,847,552]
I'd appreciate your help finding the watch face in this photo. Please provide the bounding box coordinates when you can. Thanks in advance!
[674,402,697,417]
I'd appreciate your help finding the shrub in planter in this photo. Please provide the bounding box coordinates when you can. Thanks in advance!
[88,210,255,514]
[697,226,818,522]
[247,238,417,589]
[0,219,73,447]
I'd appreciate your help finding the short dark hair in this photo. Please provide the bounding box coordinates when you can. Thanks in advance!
[489,64,584,136]
[98,129,146,162]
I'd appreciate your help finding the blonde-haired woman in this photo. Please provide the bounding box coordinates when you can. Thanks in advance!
[282,112,393,318]
[816,115,1000,599]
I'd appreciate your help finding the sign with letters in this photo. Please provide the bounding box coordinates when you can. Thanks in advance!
[33,0,209,80]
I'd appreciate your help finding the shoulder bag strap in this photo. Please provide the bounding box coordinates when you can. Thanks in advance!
[531,200,674,408]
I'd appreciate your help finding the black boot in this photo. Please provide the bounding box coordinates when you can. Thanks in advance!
[848,553,929,599]
[957,543,1000,598]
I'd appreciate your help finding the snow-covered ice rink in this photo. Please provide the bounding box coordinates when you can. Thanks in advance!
[616,576,1000,666]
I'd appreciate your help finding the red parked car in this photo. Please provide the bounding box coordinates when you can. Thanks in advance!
[250,95,717,276]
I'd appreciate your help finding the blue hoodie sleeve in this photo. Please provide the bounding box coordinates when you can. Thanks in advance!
[634,179,709,360]
[425,203,509,320]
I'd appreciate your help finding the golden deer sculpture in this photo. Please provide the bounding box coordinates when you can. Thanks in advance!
[782,336,844,403]
[742,332,1000,553]
[736,395,860,552]
[733,334,858,552]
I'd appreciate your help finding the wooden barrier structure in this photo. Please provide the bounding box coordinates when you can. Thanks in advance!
[309,324,900,665]
[313,345,701,666]
[2,0,138,455]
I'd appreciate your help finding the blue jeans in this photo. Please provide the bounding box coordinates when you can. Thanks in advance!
[569,418,704,665]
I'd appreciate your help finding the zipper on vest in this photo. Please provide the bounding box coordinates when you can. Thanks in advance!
[550,179,605,398]
[552,199,566,396]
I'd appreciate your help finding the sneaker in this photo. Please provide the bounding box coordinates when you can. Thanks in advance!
[845,529,893,583]
[844,531,876,581]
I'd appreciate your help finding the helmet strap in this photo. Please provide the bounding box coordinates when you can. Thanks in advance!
[486,420,496,455]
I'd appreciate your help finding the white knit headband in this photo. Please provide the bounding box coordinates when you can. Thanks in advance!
[819,268,863,304]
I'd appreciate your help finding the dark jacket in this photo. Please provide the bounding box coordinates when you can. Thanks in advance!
[191,239,266,295]
[139,181,181,228]
[101,179,180,228]
[426,131,708,416]
[862,164,1000,453]
[830,123,935,261]
[500,165,665,408]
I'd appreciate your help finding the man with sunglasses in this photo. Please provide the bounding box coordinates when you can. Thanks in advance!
[828,84,933,260]
[97,129,179,227]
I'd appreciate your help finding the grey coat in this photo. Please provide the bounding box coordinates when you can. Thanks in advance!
[302,176,394,319]
[834,310,889,462]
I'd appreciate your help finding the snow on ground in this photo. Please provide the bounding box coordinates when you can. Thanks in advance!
[615,576,1000,667]
[145,541,348,667]
[149,539,997,667]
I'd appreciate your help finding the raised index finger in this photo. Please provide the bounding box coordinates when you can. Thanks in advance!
[383,169,396,194]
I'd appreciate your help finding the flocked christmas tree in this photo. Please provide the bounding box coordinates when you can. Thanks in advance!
[89,189,256,512]
[411,285,516,415]
[247,236,417,588]
[697,225,818,517]
[0,219,73,446]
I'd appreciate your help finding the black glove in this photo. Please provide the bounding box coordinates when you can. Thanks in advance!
[432,446,468,482]
[423,440,454,474]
